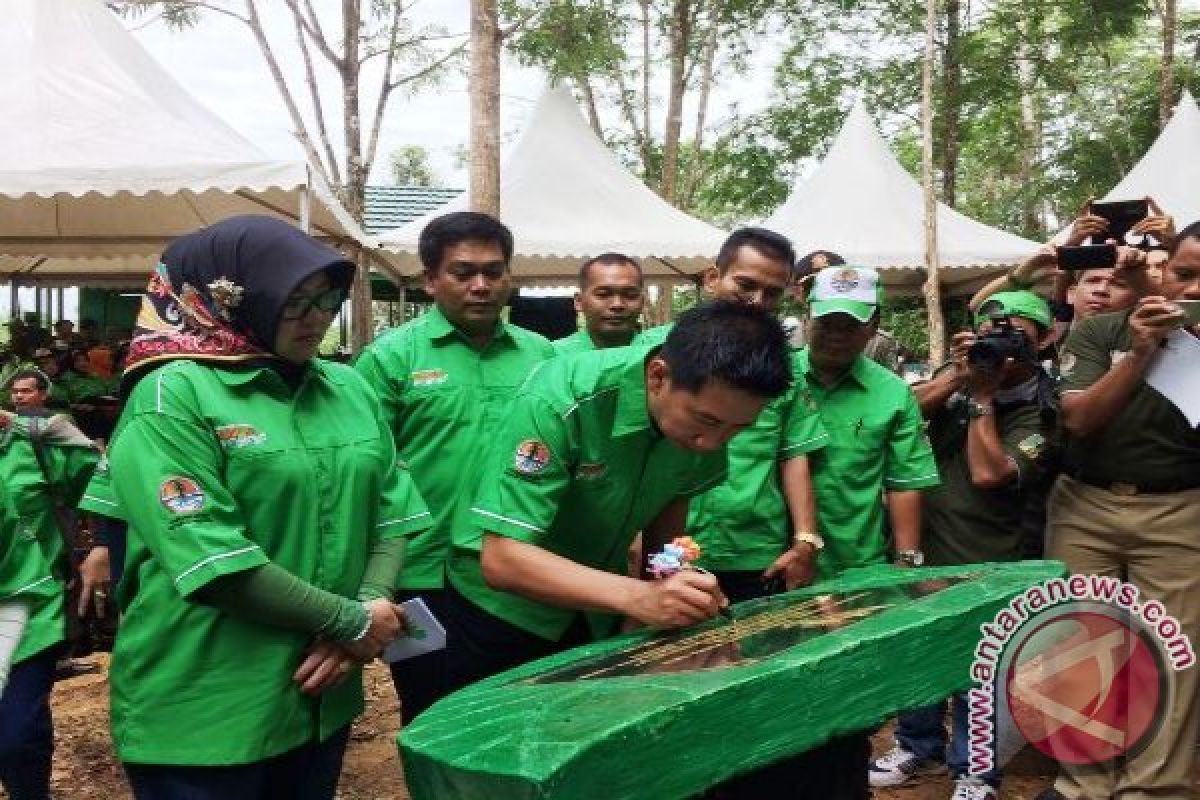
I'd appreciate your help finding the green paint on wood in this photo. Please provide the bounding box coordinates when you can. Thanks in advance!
[399,561,1067,800]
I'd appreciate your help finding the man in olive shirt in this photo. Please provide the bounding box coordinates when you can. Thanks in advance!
[872,291,1059,799]
[355,212,555,722]
[554,253,645,355]
[1039,232,1200,800]
[441,301,792,691]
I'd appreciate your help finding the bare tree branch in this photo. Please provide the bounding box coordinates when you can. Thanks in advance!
[363,0,404,179]
[283,0,342,69]
[388,41,467,90]
[292,9,342,187]
[242,0,333,189]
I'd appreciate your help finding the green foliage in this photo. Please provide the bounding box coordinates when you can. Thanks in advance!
[389,145,439,187]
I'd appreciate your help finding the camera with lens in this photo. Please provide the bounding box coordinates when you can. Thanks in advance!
[967,317,1037,371]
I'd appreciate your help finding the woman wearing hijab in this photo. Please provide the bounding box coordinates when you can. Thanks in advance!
[104,216,430,800]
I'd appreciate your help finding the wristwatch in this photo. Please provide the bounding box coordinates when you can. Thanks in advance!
[895,549,925,567]
[792,531,825,552]
[965,398,994,419]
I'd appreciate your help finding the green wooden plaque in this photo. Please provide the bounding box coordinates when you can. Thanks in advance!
[400,560,1066,800]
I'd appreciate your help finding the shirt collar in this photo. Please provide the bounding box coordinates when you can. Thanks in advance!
[613,350,654,437]
[426,304,512,346]
[211,360,339,392]
[796,347,871,390]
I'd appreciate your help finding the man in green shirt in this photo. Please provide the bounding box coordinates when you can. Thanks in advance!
[641,228,829,602]
[0,409,98,800]
[439,300,792,692]
[797,266,940,578]
[554,253,645,355]
[355,211,555,722]
[872,291,1059,799]
[1039,232,1200,800]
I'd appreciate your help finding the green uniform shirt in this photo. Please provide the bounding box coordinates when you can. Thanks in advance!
[922,388,1057,566]
[0,412,98,663]
[355,307,554,590]
[78,452,123,520]
[58,370,115,403]
[448,346,728,641]
[553,329,599,355]
[107,360,430,766]
[794,349,940,580]
[688,374,829,572]
[1059,310,1200,487]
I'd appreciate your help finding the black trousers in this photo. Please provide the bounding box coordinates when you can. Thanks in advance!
[388,589,453,724]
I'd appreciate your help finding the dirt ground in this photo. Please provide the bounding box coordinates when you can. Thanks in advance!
[4,655,1073,800]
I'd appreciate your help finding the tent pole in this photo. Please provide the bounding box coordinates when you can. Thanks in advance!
[301,165,313,234]
[57,288,65,323]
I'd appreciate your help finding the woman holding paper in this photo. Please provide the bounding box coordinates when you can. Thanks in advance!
[106,216,430,800]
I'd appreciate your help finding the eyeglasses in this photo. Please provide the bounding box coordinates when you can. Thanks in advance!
[280,287,348,321]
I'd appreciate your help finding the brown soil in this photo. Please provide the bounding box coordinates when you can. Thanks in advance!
[1,657,1145,800]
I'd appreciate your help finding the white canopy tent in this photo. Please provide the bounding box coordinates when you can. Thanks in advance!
[0,0,391,290]
[764,101,1039,296]
[377,85,728,282]
[1094,90,1200,229]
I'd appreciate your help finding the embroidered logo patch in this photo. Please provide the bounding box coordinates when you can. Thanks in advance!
[576,462,608,481]
[1018,433,1048,461]
[159,477,206,514]
[514,440,552,475]
[830,269,861,292]
[411,369,449,387]
[215,424,267,450]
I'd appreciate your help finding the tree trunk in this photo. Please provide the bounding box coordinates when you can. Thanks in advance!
[921,0,946,366]
[339,0,372,352]
[660,0,691,204]
[574,74,604,138]
[681,0,720,208]
[938,0,961,207]
[640,0,653,181]
[470,0,501,215]
[1016,27,1043,237]
[1160,0,1177,129]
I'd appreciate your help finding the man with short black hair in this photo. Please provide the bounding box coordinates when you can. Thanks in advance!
[8,371,50,414]
[440,300,792,691]
[355,211,555,722]
[555,253,645,354]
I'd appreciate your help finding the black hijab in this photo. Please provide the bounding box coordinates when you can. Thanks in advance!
[124,216,354,387]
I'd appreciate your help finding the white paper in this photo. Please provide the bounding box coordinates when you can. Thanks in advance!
[0,601,30,692]
[382,597,447,664]
[1144,329,1200,428]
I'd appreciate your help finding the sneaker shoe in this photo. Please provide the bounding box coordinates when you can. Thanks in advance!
[951,778,998,800]
[867,744,946,787]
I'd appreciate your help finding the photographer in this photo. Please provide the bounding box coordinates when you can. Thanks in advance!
[871,291,1058,800]
[1039,230,1200,800]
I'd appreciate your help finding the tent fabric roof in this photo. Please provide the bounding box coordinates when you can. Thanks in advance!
[376,85,728,280]
[1099,91,1200,228]
[763,101,1038,291]
[0,0,391,286]
[364,186,464,235]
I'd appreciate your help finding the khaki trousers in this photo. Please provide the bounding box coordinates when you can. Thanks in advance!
[1046,475,1200,800]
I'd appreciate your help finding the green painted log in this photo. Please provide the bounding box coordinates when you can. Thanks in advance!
[400,560,1066,800]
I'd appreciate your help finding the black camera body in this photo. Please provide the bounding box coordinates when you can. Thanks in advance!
[967,318,1036,370]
